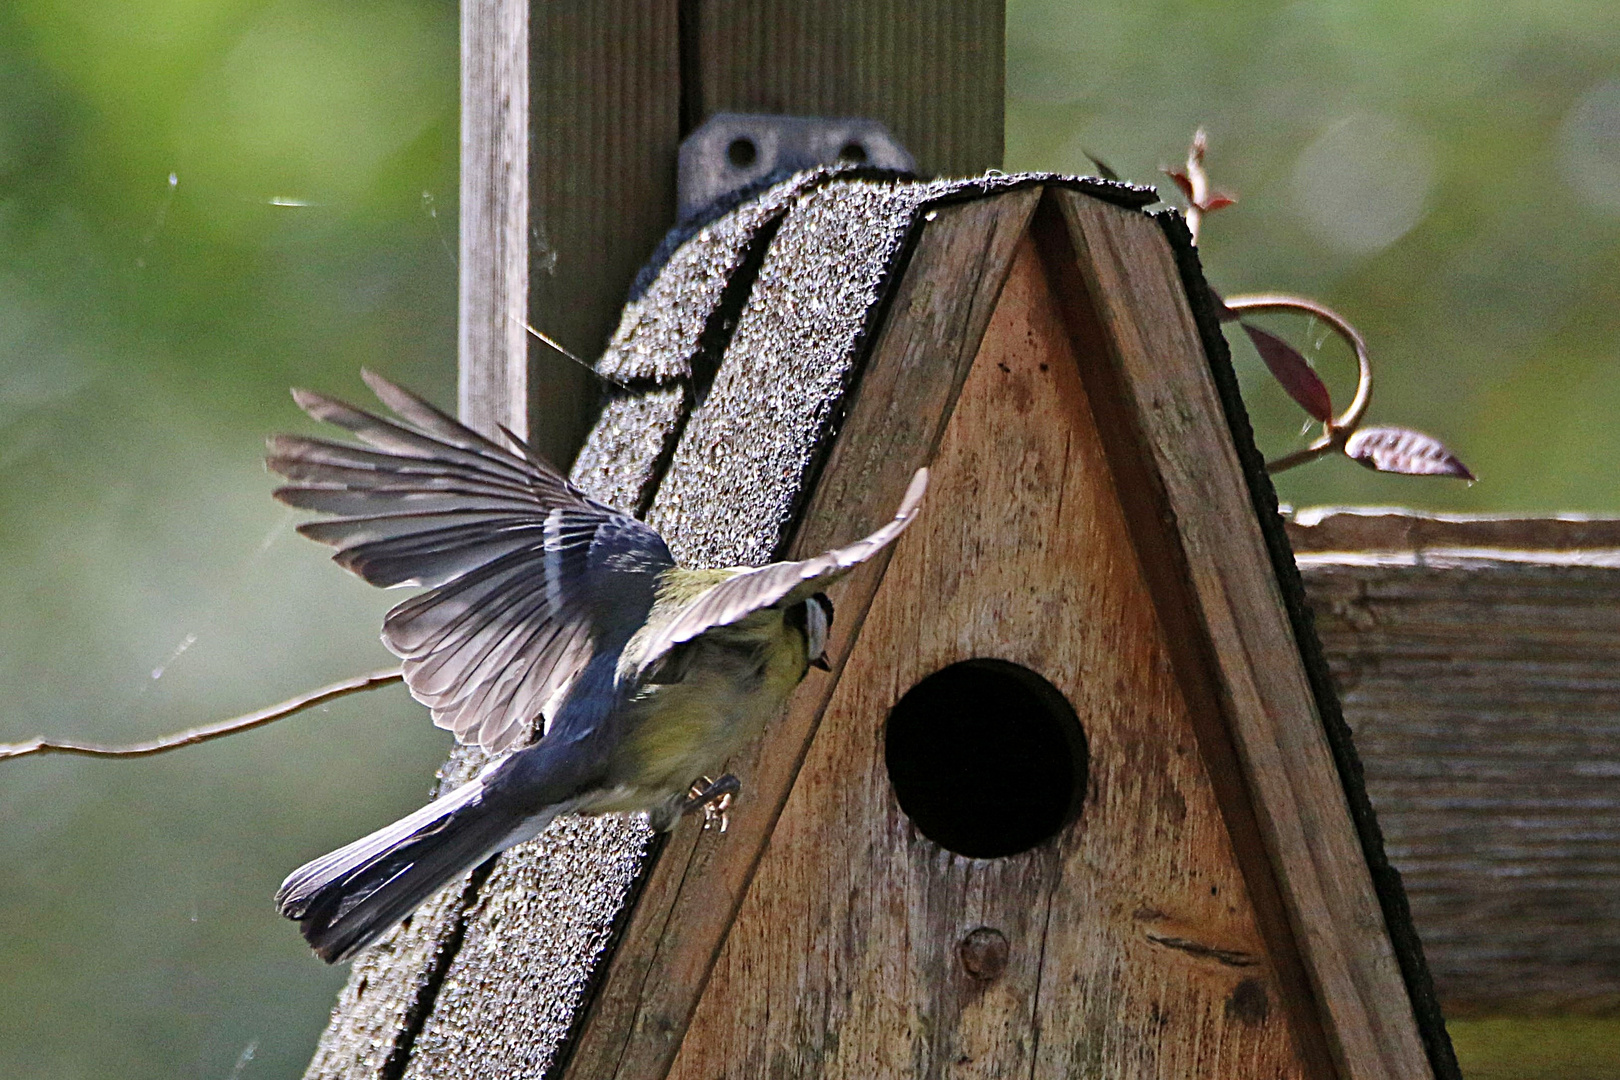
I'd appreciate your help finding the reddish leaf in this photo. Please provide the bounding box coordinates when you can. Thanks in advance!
[1201,192,1237,212]
[1344,427,1475,480]
[1242,321,1333,423]
[1082,149,1121,182]
[1163,167,1195,201]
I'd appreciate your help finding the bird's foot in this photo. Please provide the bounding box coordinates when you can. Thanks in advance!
[682,774,741,833]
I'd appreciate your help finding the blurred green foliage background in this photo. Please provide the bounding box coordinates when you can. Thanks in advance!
[1008,0,1620,516]
[0,1,1615,1077]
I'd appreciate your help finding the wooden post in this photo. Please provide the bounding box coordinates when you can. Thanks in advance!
[467,0,1005,467]
[527,2,682,463]
[458,0,529,440]
[685,1,1005,178]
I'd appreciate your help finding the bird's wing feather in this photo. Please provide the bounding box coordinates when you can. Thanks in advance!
[269,370,673,752]
[628,468,928,681]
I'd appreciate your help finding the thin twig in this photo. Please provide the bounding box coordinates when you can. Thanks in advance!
[0,668,404,762]
[509,314,632,392]
[1224,292,1373,473]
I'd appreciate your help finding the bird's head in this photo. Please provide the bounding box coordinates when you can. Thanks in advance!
[793,592,834,672]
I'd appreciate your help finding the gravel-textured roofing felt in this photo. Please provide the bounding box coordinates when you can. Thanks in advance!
[301,169,1161,1080]
[568,386,686,516]
[594,168,836,386]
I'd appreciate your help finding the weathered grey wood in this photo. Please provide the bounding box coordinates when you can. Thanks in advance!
[459,0,530,442]
[558,189,1042,1080]
[690,0,1005,176]
[1293,509,1620,1014]
[529,0,681,463]
[671,235,1317,1079]
[1287,513,1620,1016]
[522,0,1008,463]
[522,0,1007,463]
[1041,190,1434,1080]
[1287,507,1620,556]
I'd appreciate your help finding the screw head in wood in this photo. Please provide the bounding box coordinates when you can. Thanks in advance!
[958,926,1010,980]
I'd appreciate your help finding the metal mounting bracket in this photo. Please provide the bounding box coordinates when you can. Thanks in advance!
[677,112,917,220]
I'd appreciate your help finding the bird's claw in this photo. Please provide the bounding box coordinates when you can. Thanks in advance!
[683,773,741,833]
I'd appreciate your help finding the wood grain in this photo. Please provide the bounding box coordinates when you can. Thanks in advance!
[690,0,1005,176]
[459,0,530,442]
[528,0,681,463]
[1284,508,1620,1014]
[1298,551,1620,1015]
[669,236,1313,1079]
[1287,508,1620,556]
[1041,190,1434,1080]
[556,188,1041,1080]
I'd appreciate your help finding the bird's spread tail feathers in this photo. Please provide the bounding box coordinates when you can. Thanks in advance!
[275,774,531,963]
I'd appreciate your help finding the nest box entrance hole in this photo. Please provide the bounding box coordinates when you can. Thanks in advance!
[885,658,1088,858]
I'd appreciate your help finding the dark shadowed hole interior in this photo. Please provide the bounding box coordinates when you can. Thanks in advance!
[838,140,868,163]
[727,137,758,168]
[885,659,1088,858]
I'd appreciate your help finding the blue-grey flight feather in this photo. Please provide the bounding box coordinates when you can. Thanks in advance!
[268,369,673,752]
[275,650,627,962]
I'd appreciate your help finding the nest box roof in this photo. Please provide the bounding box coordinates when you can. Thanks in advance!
[305,171,1458,1080]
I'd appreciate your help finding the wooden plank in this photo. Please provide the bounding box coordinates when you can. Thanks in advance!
[555,188,1041,1080]
[1298,553,1620,1015]
[690,0,1004,176]
[1038,190,1434,1080]
[1287,508,1620,556]
[670,236,1316,1079]
[1286,509,1620,1013]
[528,0,681,464]
[459,0,531,441]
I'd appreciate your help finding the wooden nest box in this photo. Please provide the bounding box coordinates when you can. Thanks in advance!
[306,176,1459,1080]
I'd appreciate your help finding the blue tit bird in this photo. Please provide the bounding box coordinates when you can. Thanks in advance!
[267,370,927,962]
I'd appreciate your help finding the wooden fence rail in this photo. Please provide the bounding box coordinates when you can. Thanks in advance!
[1289,511,1620,1015]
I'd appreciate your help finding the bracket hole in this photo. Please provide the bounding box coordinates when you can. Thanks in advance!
[727,137,758,168]
[838,141,869,163]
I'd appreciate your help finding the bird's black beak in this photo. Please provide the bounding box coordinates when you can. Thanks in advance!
[810,654,832,671]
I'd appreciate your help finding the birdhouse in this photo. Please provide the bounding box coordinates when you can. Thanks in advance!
[302,174,1458,1080]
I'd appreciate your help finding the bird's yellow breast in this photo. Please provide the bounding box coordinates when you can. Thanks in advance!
[607,606,809,802]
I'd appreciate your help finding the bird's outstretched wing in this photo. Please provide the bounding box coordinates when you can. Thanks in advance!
[267,370,674,752]
[627,468,928,681]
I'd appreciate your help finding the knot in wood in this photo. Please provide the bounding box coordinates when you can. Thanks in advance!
[958,926,1010,981]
